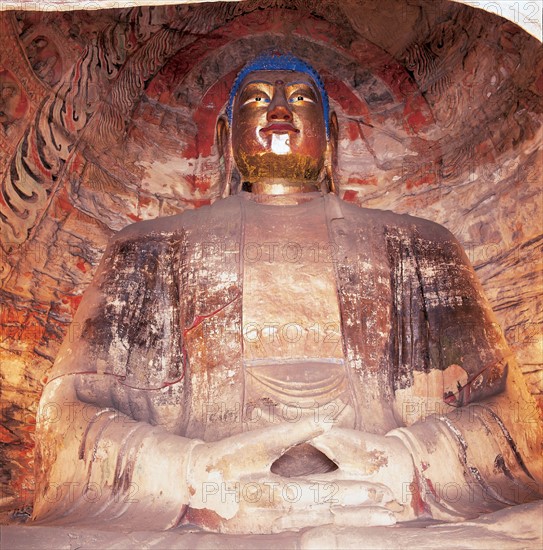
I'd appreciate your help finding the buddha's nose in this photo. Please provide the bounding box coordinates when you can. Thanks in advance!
[267,93,293,122]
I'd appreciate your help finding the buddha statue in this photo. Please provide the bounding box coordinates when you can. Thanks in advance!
[32,54,542,534]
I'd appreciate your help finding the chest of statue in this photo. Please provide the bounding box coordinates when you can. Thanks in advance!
[241,194,356,430]
[180,194,397,440]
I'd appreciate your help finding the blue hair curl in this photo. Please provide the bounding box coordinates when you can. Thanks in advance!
[226,53,330,137]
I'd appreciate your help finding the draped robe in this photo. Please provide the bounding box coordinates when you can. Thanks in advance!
[33,192,542,529]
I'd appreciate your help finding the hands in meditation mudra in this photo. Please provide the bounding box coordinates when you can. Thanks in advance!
[33,54,542,534]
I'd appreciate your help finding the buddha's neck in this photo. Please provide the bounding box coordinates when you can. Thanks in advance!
[242,178,329,196]
[242,179,322,196]
[242,190,326,206]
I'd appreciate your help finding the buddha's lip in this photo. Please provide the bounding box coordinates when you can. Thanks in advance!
[260,123,299,133]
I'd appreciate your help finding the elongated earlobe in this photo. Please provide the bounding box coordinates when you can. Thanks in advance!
[216,116,232,197]
[326,111,339,194]
[216,116,228,159]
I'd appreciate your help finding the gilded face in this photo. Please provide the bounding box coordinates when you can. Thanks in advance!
[231,70,327,189]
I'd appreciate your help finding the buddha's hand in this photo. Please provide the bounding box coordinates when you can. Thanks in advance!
[310,428,421,522]
[185,417,398,534]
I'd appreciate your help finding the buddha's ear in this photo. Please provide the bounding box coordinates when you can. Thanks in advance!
[329,111,339,166]
[325,111,340,194]
[216,115,229,161]
[216,115,234,197]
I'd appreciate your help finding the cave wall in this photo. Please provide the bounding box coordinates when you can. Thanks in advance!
[0,0,541,512]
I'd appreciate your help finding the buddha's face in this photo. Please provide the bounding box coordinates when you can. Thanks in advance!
[231,70,327,193]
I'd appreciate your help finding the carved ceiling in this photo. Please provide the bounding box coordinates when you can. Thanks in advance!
[0,0,541,511]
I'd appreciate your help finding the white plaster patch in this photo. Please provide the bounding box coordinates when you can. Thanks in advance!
[271,134,290,155]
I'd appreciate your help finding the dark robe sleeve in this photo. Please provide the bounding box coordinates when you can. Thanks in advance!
[386,221,542,519]
[32,225,197,529]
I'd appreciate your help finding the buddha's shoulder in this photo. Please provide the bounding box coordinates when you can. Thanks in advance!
[335,197,458,244]
[109,196,240,245]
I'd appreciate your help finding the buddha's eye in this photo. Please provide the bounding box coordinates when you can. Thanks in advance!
[289,93,315,104]
[242,94,270,106]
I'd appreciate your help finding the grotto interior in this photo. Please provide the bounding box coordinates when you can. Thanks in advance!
[0,0,541,548]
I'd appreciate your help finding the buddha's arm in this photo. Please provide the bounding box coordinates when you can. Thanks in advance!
[388,226,543,519]
[33,374,198,529]
[390,358,542,519]
[32,229,199,528]
[313,222,541,522]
